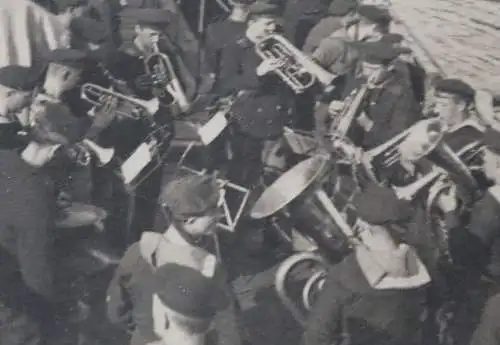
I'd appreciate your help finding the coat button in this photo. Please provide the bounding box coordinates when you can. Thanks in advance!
[257,108,263,112]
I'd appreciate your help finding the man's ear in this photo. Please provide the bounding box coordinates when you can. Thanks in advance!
[184,217,197,225]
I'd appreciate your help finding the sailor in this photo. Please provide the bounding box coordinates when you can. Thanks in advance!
[449,125,500,281]
[106,174,241,345]
[35,48,110,207]
[304,182,431,345]
[299,0,359,133]
[302,0,359,54]
[431,78,477,129]
[203,0,256,97]
[340,39,420,150]
[100,8,182,246]
[0,64,84,345]
[214,2,294,188]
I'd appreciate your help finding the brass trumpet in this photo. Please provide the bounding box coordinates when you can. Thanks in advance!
[81,83,160,120]
[144,42,190,112]
[255,34,337,94]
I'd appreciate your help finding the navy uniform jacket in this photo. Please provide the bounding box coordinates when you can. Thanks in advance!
[304,253,428,345]
[451,186,500,278]
[343,62,421,150]
[0,149,56,302]
[204,18,260,96]
[470,292,500,345]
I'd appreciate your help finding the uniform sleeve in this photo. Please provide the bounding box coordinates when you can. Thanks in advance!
[16,183,55,302]
[451,194,500,271]
[303,266,346,345]
[470,294,500,345]
[106,244,139,331]
[203,25,219,75]
[211,265,242,345]
[311,38,345,73]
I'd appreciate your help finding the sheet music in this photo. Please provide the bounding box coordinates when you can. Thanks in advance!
[197,110,229,145]
[120,143,153,184]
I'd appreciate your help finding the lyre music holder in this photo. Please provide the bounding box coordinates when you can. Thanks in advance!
[177,142,250,232]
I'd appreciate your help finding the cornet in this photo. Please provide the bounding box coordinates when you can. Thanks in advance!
[81,83,160,120]
[255,34,337,94]
[144,41,190,112]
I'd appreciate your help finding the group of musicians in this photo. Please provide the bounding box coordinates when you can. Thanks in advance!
[1,0,500,344]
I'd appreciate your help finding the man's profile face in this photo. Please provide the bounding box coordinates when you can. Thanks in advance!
[43,63,82,98]
[135,24,162,46]
[0,84,31,117]
[246,17,276,43]
[434,92,466,128]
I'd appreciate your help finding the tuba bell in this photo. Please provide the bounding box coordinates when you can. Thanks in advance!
[255,34,337,94]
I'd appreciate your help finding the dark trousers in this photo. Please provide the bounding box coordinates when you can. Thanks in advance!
[226,127,265,190]
[0,272,49,345]
[0,298,42,345]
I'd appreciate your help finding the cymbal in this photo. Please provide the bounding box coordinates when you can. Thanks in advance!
[55,202,108,229]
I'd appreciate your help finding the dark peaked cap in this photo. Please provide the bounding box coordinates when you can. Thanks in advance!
[44,48,90,68]
[0,65,41,91]
[353,182,413,225]
[119,8,172,26]
[328,0,358,16]
[354,40,411,64]
[247,2,281,17]
[70,17,109,44]
[154,263,229,319]
[434,78,475,100]
[357,4,392,25]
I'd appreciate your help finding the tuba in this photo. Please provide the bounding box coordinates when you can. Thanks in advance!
[144,42,190,112]
[362,118,446,184]
[255,34,337,94]
[275,252,328,326]
[81,83,160,120]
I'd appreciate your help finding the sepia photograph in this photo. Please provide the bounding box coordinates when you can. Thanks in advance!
[0,0,500,344]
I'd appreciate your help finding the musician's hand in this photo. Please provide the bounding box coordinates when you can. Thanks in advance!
[56,191,72,209]
[328,100,344,115]
[256,58,285,76]
[437,184,458,213]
